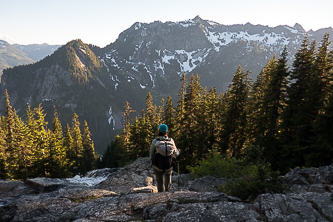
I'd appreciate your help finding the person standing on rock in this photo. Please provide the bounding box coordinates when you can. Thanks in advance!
[150,124,180,192]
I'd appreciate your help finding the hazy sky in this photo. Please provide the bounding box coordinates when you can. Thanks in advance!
[1,0,332,47]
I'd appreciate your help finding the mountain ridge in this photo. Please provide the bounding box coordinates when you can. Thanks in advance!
[0,40,35,78]
[0,40,61,79]
[13,43,61,61]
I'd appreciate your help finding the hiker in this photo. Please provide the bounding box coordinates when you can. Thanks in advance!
[150,124,180,192]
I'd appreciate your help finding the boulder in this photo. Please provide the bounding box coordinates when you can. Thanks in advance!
[186,175,227,192]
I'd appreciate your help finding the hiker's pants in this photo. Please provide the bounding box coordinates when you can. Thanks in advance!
[153,167,172,192]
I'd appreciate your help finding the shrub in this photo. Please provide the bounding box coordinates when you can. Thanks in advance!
[187,150,258,179]
[188,147,288,201]
[219,164,288,200]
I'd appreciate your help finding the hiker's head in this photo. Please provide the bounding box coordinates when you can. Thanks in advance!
[159,124,168,133]
[158,124,168,136]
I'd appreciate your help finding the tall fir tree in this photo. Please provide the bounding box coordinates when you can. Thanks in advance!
[144,92,157,146]
[306,34,333,166]
[64,123,74,176]
[13,112,33,180]
[280,37,316,170]
[163,95,175,138]
[0,120,8,179]
[174,73,187,150]
[181,74,203,170]
[122,101,135,146]
[246,48,289,169]
[31,104,49,178]
[101,141,117,168]
[5,90,18,179]
[204,87,218,152]
[70,113,84,176]
[46,107,69,178]
[82,120,98,174]
[128,116,141,160]
[219,66,251,158]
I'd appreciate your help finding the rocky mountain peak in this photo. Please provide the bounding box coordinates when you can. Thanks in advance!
[0,40,7,46]
[293,23,306,32]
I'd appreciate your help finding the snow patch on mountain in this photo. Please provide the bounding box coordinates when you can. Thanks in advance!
[140,84,146,89]
[135,22,142,30]
[162,51,175,64]
[79,46,88,55]
[284,26,299,34]
[175,49,211,73]
[176,19,196,28]
[205,30,291,52]
[160,48,210,74]
[153,60,165,75]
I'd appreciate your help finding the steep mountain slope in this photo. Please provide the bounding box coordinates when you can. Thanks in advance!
[1,17,332,153]
[0,40,35,78]
[99,16,332,95]
[1,39,119,153]
[13,43,61,61]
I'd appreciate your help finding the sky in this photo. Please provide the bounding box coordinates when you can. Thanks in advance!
[1,0,333,48]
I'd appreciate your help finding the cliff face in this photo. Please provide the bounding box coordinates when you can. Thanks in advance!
[1,158,333,221]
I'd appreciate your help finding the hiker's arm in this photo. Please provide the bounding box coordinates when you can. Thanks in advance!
[172,139,180,156]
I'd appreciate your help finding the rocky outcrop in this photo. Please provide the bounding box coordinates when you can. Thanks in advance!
[1,157,333,222]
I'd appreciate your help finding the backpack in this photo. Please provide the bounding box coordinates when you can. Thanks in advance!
[152,138,177,171]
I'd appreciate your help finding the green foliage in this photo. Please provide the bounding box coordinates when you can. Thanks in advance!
[0,93,98,180]
[220,166,287,200]
[188,150,258,178]
[219,145,288,200]
[218,67,251,158]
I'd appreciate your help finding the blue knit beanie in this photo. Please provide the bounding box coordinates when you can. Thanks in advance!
[158,124,168,133]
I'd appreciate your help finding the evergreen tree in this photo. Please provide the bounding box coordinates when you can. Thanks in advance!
[0,120,8,179]
[174,73,187,151]
[112,133,129,167]
[5,90,18,178]
[163,95,175,138]
[31,104,49,177]
[156,98,164,127]
[128,116,141,160]
[144,93,157,146]
[219,66,251,158]
[70,113,84,176]
[145,92,155,124]
[196,88,210,158]
[199,87,218,154]
[246,48,289,169]
[306,34,333,166]
[82,120,98,174]
[181,74,204,170]
[215,91,228,152]
[46,107,69,178]
[309,91,333,166]
[13,112,33,180]
[64,123,74,176]
[122,101,135,146]
[280,37,316,170]
[101,141,117,168]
